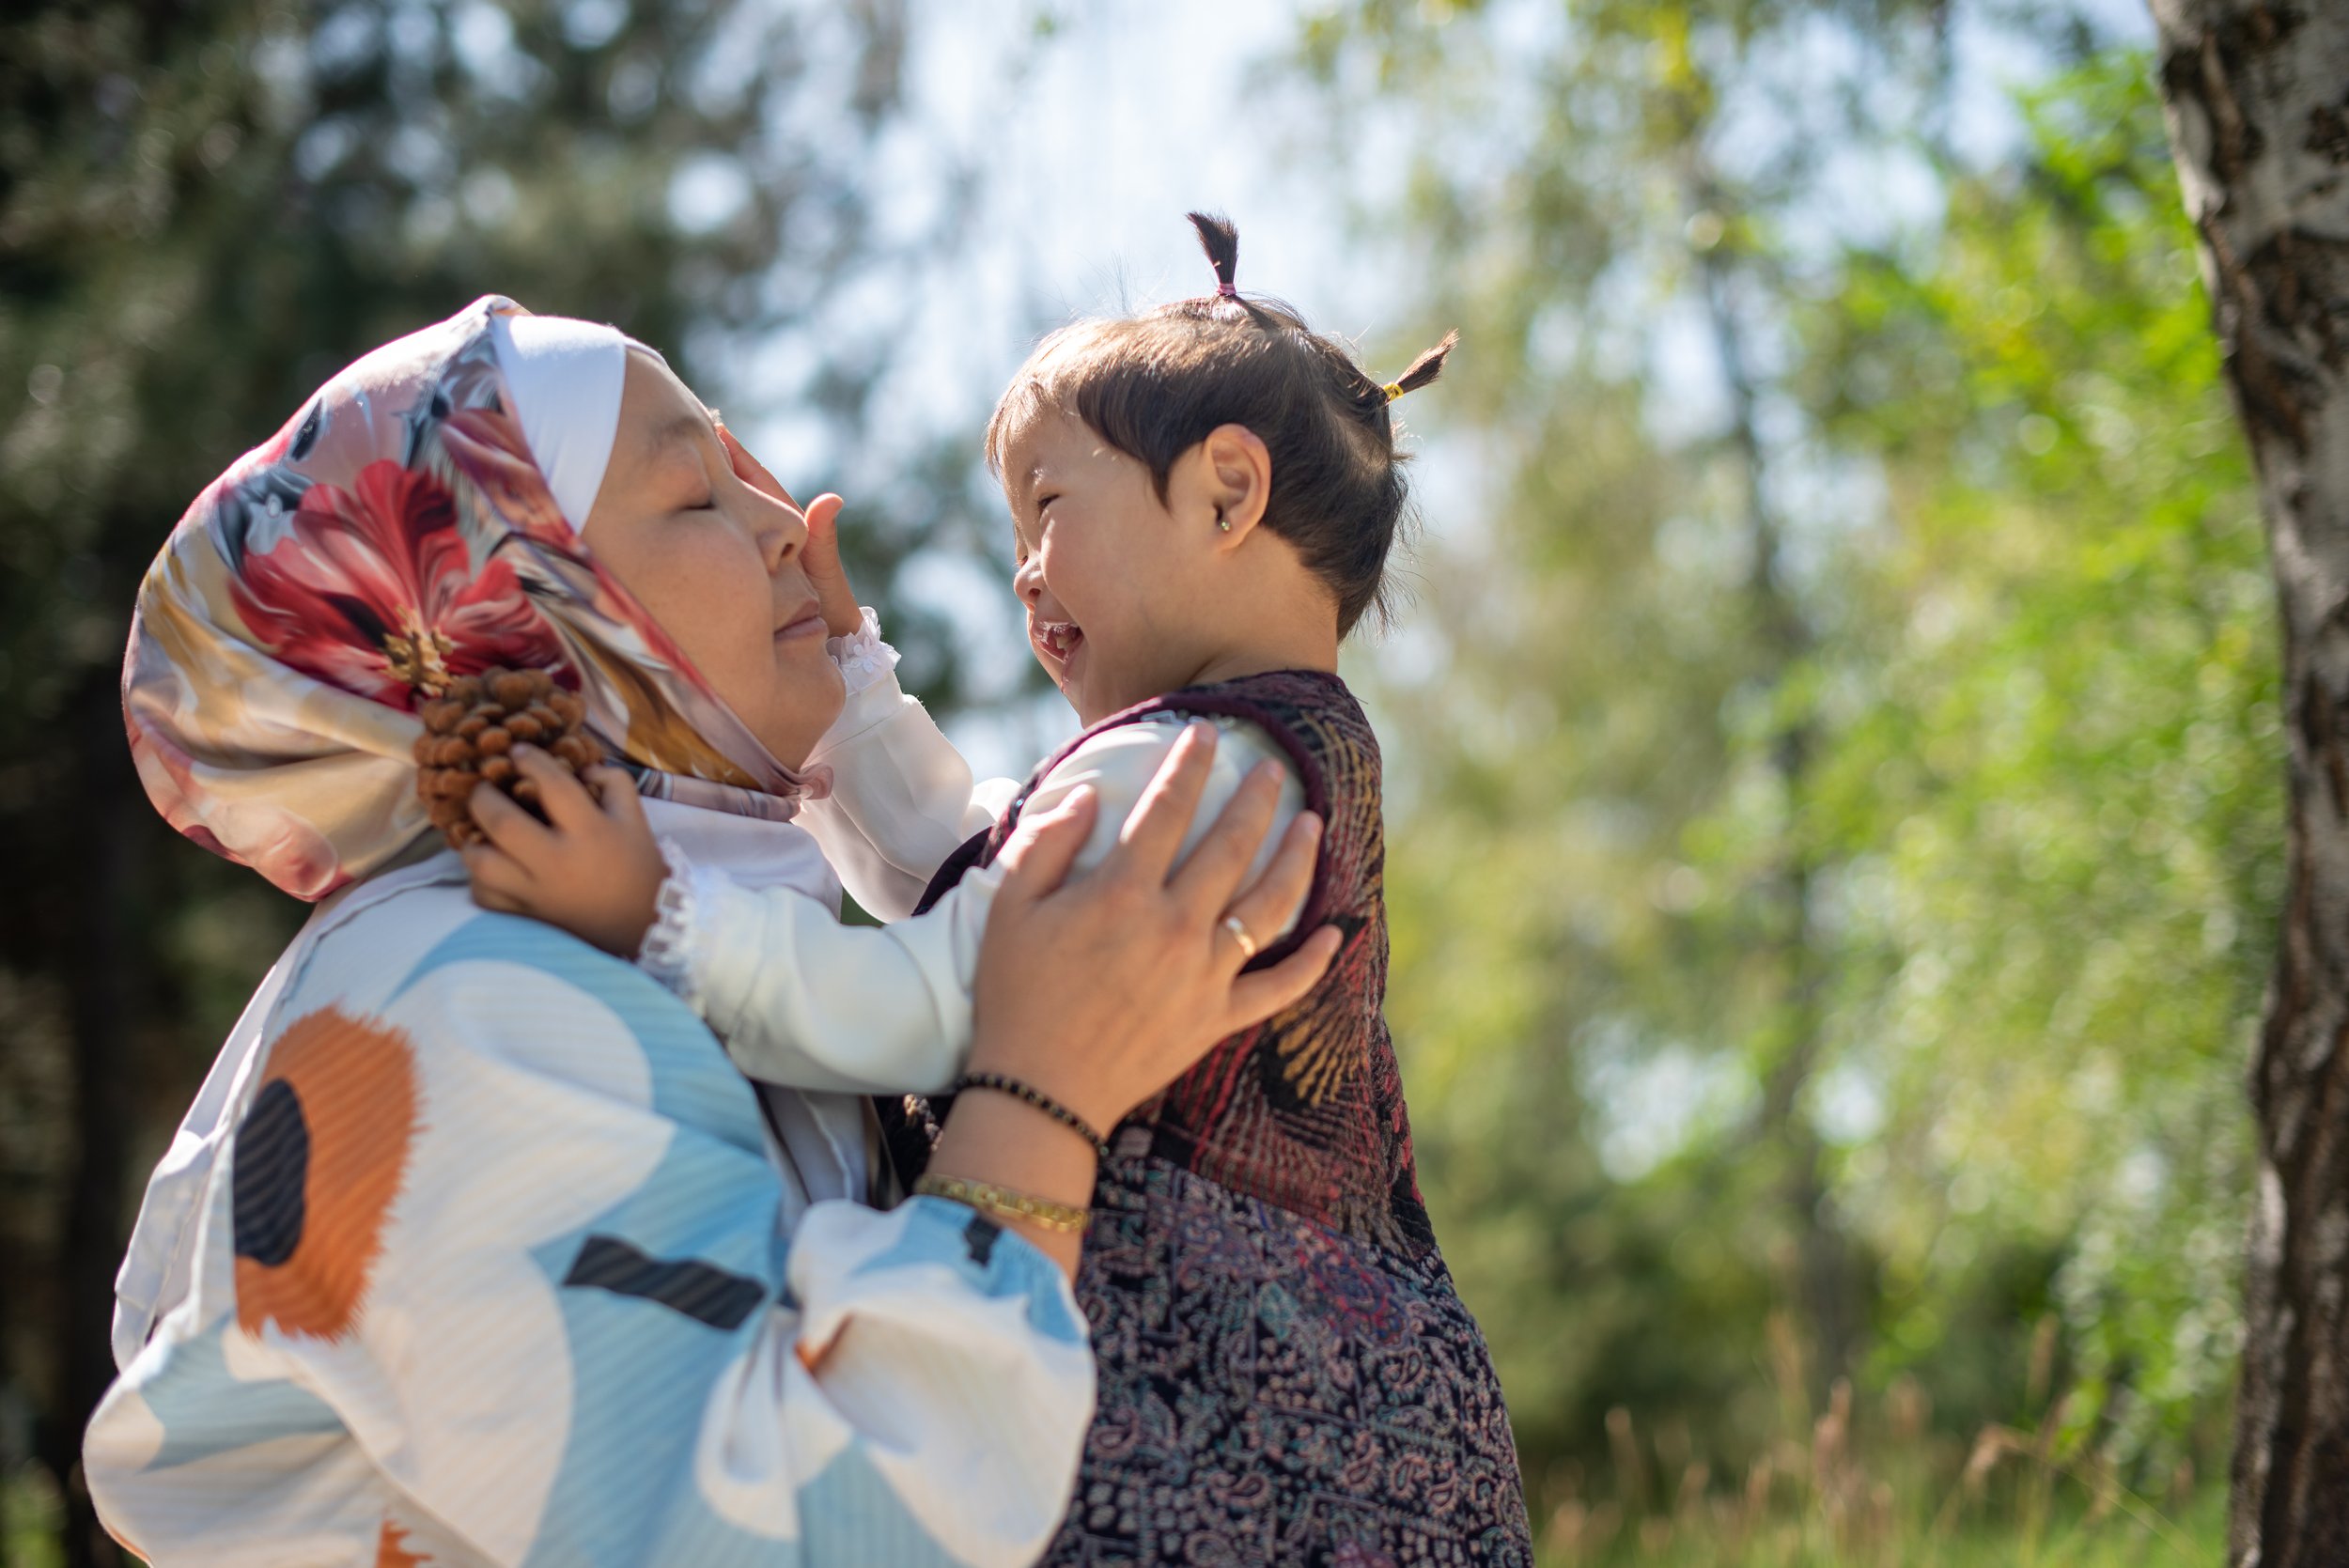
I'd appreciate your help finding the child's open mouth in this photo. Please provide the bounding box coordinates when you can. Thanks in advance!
[1032,618,1084,669]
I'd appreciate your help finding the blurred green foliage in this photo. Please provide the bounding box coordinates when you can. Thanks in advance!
[1300,0,2263,1529]
[1791,54,2265,1467]
[0,4,954,1560]
[0,1,2279,1563]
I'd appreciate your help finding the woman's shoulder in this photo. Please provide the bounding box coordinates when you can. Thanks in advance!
[303,869,630,998]
[283,870,752,1132]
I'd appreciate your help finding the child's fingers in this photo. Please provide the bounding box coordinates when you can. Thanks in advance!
[1167,761,1286,920]
[1221,925,1343,1032]
[1213,810,1324,964]
[717,422,801,508]
[470,781,556,863]
[993,784,1098,901]
[588,765,646,831]
[512,745,598,834]
[1110,724,1219,883]
[460,844,533,913]
[801,494,862,637]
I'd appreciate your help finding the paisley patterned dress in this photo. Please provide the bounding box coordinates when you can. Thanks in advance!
[894,669,1536,1568]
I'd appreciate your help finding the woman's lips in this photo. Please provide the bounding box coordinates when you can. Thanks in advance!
[774,602,826,643]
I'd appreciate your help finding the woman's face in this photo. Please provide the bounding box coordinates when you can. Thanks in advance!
[581,350,845,768]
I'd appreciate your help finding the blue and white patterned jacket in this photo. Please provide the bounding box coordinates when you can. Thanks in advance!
[86,811,1091,1568]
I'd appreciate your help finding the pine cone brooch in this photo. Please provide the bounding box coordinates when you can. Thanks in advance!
[413,668,604,847]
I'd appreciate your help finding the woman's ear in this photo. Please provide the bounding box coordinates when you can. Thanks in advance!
[1186,423,1271,551]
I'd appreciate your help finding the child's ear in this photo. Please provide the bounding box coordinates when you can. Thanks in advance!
[1194,423,1271,551]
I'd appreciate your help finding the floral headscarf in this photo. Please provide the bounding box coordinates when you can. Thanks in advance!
[124,295,822,901]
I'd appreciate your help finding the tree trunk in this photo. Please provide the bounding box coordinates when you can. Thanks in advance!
[2149,4,2349,1563]
[39,666,139,1568]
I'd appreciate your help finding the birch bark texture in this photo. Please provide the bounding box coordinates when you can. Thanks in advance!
[2148,4,2349,1563]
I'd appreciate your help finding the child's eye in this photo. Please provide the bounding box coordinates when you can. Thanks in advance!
[1035,493,1060,516]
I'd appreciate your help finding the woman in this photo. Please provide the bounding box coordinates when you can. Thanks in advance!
[86,297,1331,1566]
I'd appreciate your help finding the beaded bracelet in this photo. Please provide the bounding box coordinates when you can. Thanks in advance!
[949,1071,1112,1162]
[912,1173,1091,1234]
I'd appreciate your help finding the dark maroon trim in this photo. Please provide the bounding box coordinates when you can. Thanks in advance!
[969,670,1345,971]
[911,827,993,919]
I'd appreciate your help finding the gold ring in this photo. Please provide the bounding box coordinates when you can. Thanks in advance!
[1221,913,1258,960]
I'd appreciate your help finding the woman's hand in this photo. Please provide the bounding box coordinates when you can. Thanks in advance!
[718,424,862,638]
[461,748,666,958]
[966,722,1336,1129]
[926,724,1339,1275]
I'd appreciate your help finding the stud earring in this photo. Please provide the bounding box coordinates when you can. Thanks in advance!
[1215,506,1232,533]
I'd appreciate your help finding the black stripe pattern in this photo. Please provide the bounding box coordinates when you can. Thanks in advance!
[561,1234,765,1330]
[233,1079,309,1267]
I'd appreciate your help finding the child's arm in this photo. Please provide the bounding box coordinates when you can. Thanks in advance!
[795,608,1019,922]
[462,723,1315,1095]
[698,718,1315,1087]
[460,747,986,1094]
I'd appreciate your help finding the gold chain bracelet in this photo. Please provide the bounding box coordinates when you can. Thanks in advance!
[912,1173,1091,1234]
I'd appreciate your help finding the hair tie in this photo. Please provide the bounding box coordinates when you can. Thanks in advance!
[1381,380,1406,403]
[1216,282,1238,299]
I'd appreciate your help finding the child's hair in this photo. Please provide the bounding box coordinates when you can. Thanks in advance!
[985,212,1455,637]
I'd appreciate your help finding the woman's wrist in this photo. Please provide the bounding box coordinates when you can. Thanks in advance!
[965,1026,1122,1137]
[926,1092,1098,1279]
[951,1071,1112,1162]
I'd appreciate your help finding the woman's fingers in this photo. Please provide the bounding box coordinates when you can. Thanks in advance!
[1214,810,1324,963]
[1221,925,1343,1033]
[470,781,556,863]
[1167,760,1285,918]
[512,746,598,834]
[1112,723,1219,881]
[995,785,1098,897]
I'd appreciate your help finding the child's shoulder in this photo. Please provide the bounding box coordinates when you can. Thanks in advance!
[1039,668,1381,838]
[1083,668,1371,767]
[1140,666,1363,726]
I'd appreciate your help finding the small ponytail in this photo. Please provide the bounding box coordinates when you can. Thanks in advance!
[1188,210,1241,298]
[1379,330,1458,404]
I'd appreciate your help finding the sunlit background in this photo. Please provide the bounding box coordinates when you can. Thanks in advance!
[1,2,2262,1562]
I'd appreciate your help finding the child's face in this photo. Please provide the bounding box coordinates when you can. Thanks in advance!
[1000,408,1224,725]
[582,350,846,767]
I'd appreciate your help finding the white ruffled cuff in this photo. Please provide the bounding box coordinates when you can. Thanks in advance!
[827,606,900,697]
[636,836,712,1013]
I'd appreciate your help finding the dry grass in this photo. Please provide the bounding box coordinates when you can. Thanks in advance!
[1532,1316,2225,1567]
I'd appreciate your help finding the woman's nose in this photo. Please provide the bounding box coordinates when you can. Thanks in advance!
[756,493,809,572]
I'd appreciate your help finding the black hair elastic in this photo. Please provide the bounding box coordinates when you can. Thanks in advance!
[950,1072,1112,1162]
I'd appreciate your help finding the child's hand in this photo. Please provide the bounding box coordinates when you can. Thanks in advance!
[717,424,862,637]
[461,745,667,958]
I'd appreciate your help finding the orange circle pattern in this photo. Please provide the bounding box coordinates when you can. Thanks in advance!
[233,1004,421,1343]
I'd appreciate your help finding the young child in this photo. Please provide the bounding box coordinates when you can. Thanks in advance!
[478,215,1535,1565]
